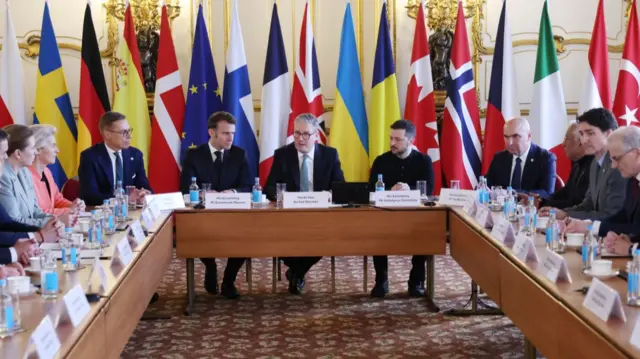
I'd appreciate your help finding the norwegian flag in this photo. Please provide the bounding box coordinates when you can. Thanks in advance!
[612,0,640,127]
[441,1,483,190]
[149,3,185,193]
[287,1,326,144]
[404,0,441,194]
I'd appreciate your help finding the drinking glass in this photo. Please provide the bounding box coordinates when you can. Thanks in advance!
[40,251,59,299]
[201,183,211,203]
[126,186,137,210]
[276,183,286,208]
[416,180,427,203]
[450,180,460,190]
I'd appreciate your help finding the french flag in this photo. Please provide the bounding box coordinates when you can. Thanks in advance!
[259,2,290,186]
[481,0,519,175]
[224,0,259,179]
[579,0,611,114]
[441,1,483,190]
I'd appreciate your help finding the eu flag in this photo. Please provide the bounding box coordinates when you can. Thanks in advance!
[180,4,222,163]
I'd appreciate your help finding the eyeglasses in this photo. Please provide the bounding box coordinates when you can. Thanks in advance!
[293,131,315,140]
[107,128,134,137]
[610,148,636,163]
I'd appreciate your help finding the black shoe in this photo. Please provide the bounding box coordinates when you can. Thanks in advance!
[221,282,240,300]
[370,281,389,298]
[149,292,160,304]
[408,281,425,297]
[287,273,305,295]
[204,270,219,294]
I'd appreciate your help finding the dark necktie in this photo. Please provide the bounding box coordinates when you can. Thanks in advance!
[633,177,639,201]
[214,151,223,188]
[115,151,123,187]
[214,151,223,166]
[511,157,522,190]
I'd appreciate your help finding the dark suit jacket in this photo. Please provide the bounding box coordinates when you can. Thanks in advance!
[486,143,557,198]
[541,155,593,209]
[180,144,253,193]
[265,143,345,200]
[0,248,11,265]
[0,203,40,233]
[0,231,28,247]
[598,179,640,236]
[78,143,152,206]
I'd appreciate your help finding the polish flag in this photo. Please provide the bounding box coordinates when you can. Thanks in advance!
[0,0,26,126]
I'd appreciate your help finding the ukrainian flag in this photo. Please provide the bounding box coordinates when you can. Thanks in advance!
[34,2,76,189]
[330,4,368,181]
[368,1,400,165]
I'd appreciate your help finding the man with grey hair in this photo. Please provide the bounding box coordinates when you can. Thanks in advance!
[567,126,640,251]
[485,117,557,198]
[265,113,345,294]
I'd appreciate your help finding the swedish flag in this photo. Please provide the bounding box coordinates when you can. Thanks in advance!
[34,2,76,189]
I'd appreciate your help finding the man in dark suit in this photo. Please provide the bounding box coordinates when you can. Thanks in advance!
[78,111,152,206]
[539,122,593,209]
[265,113,345,294]
[368,120,434,298]
[486,117,557,198]
[567,126,640,254]
[180,111,253,299]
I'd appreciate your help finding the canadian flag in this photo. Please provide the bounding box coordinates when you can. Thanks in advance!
[287,1,326,144]
[404,0,441,194]
[149,3,185,193]
[0,0,26,126]
[612,0,640,126]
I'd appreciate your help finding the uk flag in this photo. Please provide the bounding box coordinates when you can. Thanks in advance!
[441,1,482,190]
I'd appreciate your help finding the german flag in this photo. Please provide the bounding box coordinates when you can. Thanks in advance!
[78,2,110,164]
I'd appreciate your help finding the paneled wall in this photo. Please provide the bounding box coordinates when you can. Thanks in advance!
[0,0,630,143]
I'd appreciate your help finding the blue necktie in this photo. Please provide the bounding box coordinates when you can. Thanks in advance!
[300,155,309,192]
[115,151,123,187]
[511,157,522,190]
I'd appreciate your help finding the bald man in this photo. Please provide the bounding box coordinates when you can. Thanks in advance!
[485,117,557,198]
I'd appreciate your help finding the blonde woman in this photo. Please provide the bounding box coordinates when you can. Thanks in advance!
[28,124,85,215]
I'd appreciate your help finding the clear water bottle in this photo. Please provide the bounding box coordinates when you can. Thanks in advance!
[114,181,127,222]
[545,210,560,251]
[375,174,385,192]
[40,251,59,299]
[583,225,595,271]
[0,279,14,338]
[103,199,115,235]
[524,197,537,235]
[189,177,200,206]
[476,176,490,205]
[504,186,514,218]
[627,251,640,306]
[91,210,103,249]
[252,177,262,208]
[61,227,73,270]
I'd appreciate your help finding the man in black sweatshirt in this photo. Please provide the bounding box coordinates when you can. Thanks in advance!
[368,119,434,298]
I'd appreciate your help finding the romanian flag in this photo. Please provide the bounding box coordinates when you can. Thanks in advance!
[78,2,110,164]
[330,3,369,181]
[33,2,76,189]
[369,1,400,165]
[112,2,151,170]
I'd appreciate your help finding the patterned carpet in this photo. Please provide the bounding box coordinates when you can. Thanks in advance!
[122,248,534,359]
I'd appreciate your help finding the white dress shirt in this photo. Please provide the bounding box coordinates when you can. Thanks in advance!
[509,145,530,187]
[105,145,122,186]
[208,142,225,163]
[298,147,315,191]
[591,172,640,235]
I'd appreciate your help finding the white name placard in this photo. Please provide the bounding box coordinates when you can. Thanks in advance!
[115,236,134,266]
[283,192,329,209]
[140,209,154,231]
[513,234,539,263]
[144,192,185,212]
[129,220,146,247]
[490,217,516,245]
[375,190,421,207]
[148,200,161,220]
[438,189,477,207]
[31,315,61,359]
[204,193,251,209]
[63,284,91,327]
[474,205,493,228]
[583,277,627,322]
[539,248,572,283]
[630,316,640,350]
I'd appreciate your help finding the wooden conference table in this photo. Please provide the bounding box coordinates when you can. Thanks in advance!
[0,211,173,359]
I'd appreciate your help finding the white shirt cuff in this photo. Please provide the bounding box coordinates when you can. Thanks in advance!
[592,221,601,236]
[9,248,17,263]
[28,232,35,240]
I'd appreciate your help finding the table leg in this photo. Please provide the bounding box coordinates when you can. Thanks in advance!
[363,256,368,293]
[272,257,277,293]
[247,259,253,293]
[277,259,282,281]
[184,258,195,316]
[444,280,503,316]
[424,255,440,312]
[524,338,537,359]
[331,256,336,293]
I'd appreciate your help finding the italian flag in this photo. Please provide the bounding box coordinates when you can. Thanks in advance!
[530,0,570,182]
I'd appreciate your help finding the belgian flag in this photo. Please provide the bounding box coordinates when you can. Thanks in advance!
[78,2,110,164]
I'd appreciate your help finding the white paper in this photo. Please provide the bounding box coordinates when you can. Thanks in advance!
[539,248,572,283]
[115,236,134,266]
[462,197,478,216]
[375,190,421,207]
[204,192,251,209]
[513,234,539,263]
[490,217,516,245]
[144,192,185,211]
[474,205,494,228]
[129,220,146,247]
[63,284,91,328]
[148,200,161,220]
[630,316,640,350]
[283,192,329,209]
[583,277,627,323]
[140,209,154,231]
[438,188,477,206]
[31,315,61,359]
